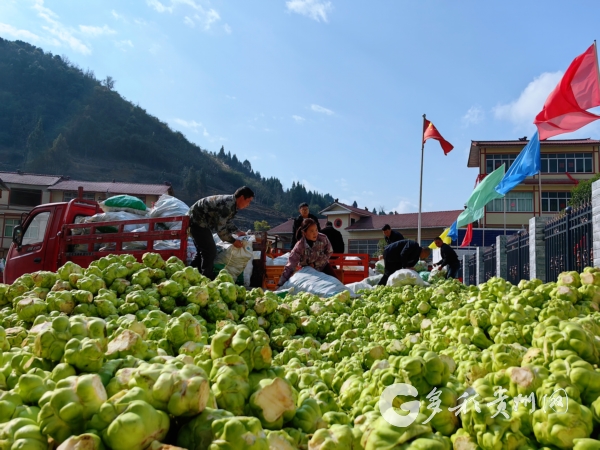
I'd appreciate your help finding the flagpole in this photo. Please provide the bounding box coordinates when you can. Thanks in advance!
[538,173,542,217]
[503,196,506,235]
[418,114,426,245]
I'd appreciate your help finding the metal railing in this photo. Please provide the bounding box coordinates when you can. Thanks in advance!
[467,253,477,286]
[483,245,496,282]
[506,230,529,285]
[545,204,593,282]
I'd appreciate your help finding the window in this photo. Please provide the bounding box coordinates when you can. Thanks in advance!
[541,153,592,173]
[487,191,534,212]
[486,154,517,173]
[542,191,571,212]
[334,219,343,228]
[22,212,50,246]
[63,191,96,202]
[3,219,19,238]
[349,239,380,257]
[9,188,41,207]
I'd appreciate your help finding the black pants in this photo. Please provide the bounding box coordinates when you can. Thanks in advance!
[189,225,217,279]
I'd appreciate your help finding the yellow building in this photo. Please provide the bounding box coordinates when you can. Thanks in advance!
[0,171,173,258]
[468,138,600,228]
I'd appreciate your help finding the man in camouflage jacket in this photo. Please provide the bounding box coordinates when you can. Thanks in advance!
[187,186,254,278]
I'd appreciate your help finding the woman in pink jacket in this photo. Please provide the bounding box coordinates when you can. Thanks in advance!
[277,218,334,287]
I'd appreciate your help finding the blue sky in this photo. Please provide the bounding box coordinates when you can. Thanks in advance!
[2,1,600,215]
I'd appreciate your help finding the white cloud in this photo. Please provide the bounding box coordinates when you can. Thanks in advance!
[292,115,305,123]
[172,118,225,142]
[173,118,204,131]
[111,10,125,21]
[134,18,148,26]
[493,71,563,128]
[147,0,221,30]
[33,0,91,54]
[115,40,134,50]
[147,0,172,13]
[286,0,333,22]
[311,104,333,115]
[0,23,40,41]
[225,95,236,100]
[223,23,232,34]
[462,106,484,126]
[336,178,348,188]
[393,199,418,214]
[79,25,116,37]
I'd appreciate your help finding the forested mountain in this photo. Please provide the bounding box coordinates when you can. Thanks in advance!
[0,38,335,228]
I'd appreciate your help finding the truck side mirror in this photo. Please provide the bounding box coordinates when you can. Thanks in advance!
[12,225,23,250]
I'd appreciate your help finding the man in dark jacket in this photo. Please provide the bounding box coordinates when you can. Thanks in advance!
[382,224,404,245]
[378,239,431,286]
[187,186,254,279]
[433,237,460,279]
[321,221,344,253]
[291,202,321,249]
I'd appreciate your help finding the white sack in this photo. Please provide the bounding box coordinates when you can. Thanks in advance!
[278,266,352,297]
[148,194,190,229]
[345,280,374,294]
[387,269,429,287]
[214,235,254,279]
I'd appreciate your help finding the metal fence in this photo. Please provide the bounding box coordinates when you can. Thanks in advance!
[483,245,496,282]
[467,253,477,286]
[506,230,529,285]
[545,203,593,282]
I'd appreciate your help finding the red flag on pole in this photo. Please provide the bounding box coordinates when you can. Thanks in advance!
[460,223,473,247]
[423,119,454,155]
[534,43,600,140]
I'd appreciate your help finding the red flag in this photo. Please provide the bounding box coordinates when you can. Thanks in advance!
[534,43,600,140]
[460,223,473,247]
[423,119,454,155]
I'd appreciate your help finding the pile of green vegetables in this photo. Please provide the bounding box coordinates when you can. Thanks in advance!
[1,252,600,450]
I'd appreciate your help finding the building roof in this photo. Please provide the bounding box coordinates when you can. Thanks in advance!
[48,180,173,196]
[468,138,600,168]
[268,218,329,234]
[319,201,376,216]
[345,210,463,231]
[0,171,63,186]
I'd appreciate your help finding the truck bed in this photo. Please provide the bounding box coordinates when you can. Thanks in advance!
[58,216,190,268]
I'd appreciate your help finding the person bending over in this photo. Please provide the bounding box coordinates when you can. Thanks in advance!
[433,236,460,279]
[378,239,431,286]
[187,186,254,279]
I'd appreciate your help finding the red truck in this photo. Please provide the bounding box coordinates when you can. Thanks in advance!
[3,195,189,284]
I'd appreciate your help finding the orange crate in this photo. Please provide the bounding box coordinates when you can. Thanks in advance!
[264,266,285,290]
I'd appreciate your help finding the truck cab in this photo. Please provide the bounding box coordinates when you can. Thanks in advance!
[3,197,100,284]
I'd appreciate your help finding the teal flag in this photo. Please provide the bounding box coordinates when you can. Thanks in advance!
[456,206,484,228]
[466,164,506,212]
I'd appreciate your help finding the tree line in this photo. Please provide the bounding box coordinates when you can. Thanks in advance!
[0,38,335,221]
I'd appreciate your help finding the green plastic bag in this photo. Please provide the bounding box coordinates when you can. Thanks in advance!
[100,195,147,215]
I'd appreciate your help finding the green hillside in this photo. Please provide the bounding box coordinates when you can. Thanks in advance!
[0,38,334,229]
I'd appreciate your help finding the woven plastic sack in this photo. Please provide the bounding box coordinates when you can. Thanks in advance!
[429,267,447,283]
[100,195,147,216]
[149,195,190,229]
[278,266,352,297]
[345,280,374,294]
[83,212,147,233]
[122,226,148,250]
[387,269,429,287]
[414,260,428,272]
[266,254,291,266]
[375,260,385,274]
[214,236,254,279]
[419,271,430,282]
